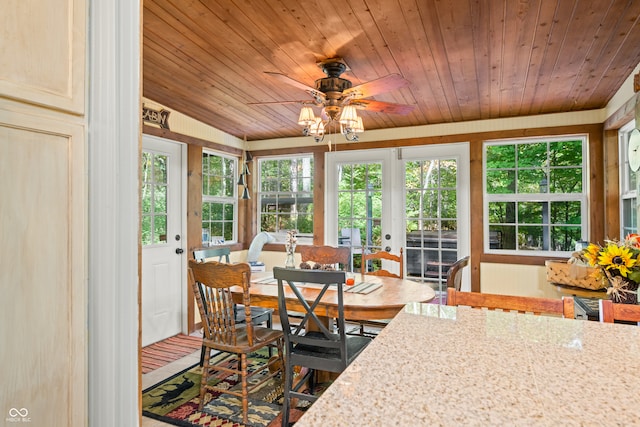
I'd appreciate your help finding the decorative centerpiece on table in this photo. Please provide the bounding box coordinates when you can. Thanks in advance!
[284,229,298,268]
[572,234,640,304]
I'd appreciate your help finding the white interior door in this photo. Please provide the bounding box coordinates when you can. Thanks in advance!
[142,135,185,346]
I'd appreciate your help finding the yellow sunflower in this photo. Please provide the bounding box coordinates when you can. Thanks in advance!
[583,243,601,267]
[597,243,637,277]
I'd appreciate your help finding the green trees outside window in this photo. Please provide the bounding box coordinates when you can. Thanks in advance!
[141,151,168,245]
[258,156,314,236]
[485,137,586,253]
[202,151,237,243]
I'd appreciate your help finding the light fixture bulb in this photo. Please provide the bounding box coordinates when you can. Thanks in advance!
[297,106,316,126]
[339,105,358,126]
[353,116,364,133]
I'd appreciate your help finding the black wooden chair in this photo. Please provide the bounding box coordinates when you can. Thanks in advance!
[193,247,274,365]
[273,267,372,426]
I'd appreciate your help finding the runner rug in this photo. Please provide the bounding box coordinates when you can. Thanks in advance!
[142,334,203,374]
[142,349,318,427]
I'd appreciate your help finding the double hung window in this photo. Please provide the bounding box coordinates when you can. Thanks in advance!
[202,150,237,243]
[484,136,587,255]
[258,155,314,242]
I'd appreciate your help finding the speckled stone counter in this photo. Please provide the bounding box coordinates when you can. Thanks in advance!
[295,303,640,426]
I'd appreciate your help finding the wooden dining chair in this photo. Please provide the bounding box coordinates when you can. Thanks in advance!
[298,245,351,270]
[446,256,470,291]
[361,247,404,278]
[447,288,575,318]
[432,256,471,305]
[189,260,284,424]
[273,267,372,427]
[192,246,274,366]
[353,247,404,336]
[599,299,640,323]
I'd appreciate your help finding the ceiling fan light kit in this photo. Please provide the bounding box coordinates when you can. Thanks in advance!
[263,57,415,146]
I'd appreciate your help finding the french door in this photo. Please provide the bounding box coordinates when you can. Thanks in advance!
[326,144,470,293]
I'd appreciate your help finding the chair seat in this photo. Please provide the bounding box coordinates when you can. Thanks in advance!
[235,305,273,324]
[291,331,371,369]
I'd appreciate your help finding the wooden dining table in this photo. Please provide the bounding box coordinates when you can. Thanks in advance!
[232,271,436,322]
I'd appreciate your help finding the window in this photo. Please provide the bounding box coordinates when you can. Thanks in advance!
[258,155,314,241]
[620,120,637,237]
[484,136,587,255]
[141,151,168,245]
[202,150,237,243]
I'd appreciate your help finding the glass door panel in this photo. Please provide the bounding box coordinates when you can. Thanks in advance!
[327,144,469,294]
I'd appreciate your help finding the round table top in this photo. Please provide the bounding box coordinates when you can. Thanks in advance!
[242,271,437,321]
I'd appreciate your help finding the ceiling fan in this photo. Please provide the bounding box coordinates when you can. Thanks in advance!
[259,58,414,142]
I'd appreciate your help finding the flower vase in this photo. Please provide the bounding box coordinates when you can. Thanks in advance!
[611,280,639,304]
[285,243,296,269]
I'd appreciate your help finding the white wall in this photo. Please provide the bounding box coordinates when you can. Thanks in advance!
[479,263,564,298]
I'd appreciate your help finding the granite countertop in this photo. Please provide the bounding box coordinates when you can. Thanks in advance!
[295,303,640,426]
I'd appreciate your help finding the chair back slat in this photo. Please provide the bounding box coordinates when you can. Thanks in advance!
[193,246,231,263]
[299,245,351,270]
[447,288,574,318]
[362,248,404,278]
[599,299,640,323]
[189,260,254,346]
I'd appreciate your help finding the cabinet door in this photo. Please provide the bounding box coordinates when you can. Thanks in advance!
[0,0,87,425]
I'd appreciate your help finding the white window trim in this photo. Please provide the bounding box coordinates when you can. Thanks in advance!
[483,135,589,256]
[202,149,239,244]
[619,120,637,238]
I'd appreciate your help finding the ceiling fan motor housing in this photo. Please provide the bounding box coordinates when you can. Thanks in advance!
[315,77,352,94]
[315,59,352,98]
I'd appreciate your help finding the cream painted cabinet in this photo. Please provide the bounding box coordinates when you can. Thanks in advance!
[0,0,87,425]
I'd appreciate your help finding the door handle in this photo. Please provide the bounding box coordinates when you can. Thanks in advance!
[385,246,391,252]
[175,248,184,254]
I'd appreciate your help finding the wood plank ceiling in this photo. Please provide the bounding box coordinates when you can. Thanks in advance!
[143,0,640,142]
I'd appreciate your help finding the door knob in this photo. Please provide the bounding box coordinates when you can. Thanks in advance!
[175,248,184,254]
[385,246,391,252]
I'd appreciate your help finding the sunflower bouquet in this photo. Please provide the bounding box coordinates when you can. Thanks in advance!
[575,234,640,304]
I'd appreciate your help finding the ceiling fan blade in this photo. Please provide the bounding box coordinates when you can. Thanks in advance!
[247,100,308,106]
[264,72,326,102]
[351,99,415,115]
[343,74,410,99]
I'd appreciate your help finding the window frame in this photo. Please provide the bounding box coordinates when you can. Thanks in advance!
[257,153,314,245]
[619,120,637,238]
[201,149,238,244]
[483,135,588,256]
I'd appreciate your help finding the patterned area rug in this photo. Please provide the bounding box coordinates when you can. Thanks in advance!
[142,334,203,374]
[142,349,317,427]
